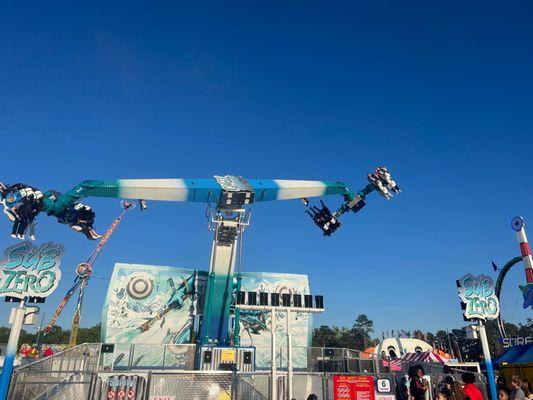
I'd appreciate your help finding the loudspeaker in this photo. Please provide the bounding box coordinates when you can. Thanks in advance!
[259,292,269,306]
[203,350,212,363]
[101,344,115,353]
[304,295,313,308]
[248,292,257,306]
[293,294,302,308]
[271,293,280,307]
[243,351,252,364]
[236,291,246,305]
[315,295,324,309]
[282,293,291,307]
[4,296,22,303]
[27,296,46,304]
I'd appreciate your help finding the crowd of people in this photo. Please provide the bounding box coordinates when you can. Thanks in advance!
[403,364,533,400]
[19,344,56,360]
[496,375,533,400]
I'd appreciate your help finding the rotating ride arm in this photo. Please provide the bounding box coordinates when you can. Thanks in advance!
[0,167,401,239]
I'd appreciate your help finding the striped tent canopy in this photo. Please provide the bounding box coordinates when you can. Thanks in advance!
[389,351,446,371]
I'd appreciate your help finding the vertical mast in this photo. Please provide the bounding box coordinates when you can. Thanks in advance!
[513,217,533,283]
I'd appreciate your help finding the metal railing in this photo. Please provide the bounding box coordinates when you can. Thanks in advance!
[101,343,197,371]
[8,344,101,400]
[6,343,490,400]
[7,368,491,400]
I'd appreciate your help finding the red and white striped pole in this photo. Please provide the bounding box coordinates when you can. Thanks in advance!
[511,216,533,283]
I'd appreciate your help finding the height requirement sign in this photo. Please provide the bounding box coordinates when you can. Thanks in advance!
[457,274,500,320]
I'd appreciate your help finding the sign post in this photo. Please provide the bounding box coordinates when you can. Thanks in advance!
[457,274,500,400]
[0,303,25,400]
[0,242,64,400]
[236,301,324,400]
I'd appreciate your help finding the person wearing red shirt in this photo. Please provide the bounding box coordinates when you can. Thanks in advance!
[43,346,54,358]
[462,372,484,400]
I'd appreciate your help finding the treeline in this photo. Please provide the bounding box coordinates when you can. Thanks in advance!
[0,324,101,347]
[312,315,533,362]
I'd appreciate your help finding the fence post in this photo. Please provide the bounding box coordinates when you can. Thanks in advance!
[6,370,18,400]
[144,370,152,400]
[87,372,95,400]
[231,370,238,400]
[323,373,328,400]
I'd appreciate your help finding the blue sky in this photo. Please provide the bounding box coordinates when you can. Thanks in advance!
[0,1,532,337]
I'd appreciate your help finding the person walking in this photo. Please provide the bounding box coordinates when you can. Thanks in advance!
[510,376,526,400]
[410,366,429,400]
[500,389,510,400]
[521,379,532,400]
[461,373,484,400]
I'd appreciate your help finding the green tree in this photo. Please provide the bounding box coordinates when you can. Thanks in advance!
[351,314,374,350]
[412,330,424,340]
[435,330,449,352]
[42,325,70,345]
[312,325,339,347]
[518,319,533,337]
[76,324,102,344]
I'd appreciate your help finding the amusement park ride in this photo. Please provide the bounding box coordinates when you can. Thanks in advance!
[0,168,401,348]
[492,216,533,338]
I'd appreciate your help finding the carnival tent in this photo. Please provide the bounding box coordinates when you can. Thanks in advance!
[493,345,533,366]
[389,351,446,371]
[515,345,533,364]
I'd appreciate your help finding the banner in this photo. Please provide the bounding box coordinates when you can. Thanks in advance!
[502,336,532,348]
[333,375,375,400]
[0,242,63,299]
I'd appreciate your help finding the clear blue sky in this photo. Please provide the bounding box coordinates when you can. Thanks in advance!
[0,1,532,337]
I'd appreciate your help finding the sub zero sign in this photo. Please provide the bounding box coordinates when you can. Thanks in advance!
[105,375,146,400]
[126,276,153,300]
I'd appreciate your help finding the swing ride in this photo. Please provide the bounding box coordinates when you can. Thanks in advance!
[1,168,401,346]
[492,216,533,338]
[41,201,134,346]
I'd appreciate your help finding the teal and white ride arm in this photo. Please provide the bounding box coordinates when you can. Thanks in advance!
[1,170,401,239]
[48,177,381,236]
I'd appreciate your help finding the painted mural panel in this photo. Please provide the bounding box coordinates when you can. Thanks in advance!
[237,272,311,369]
[102,264,311,369]
[101,263,204,367]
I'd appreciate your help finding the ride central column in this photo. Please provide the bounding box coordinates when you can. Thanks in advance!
[200,208,249,345]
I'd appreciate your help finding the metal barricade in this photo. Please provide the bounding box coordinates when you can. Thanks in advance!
[8,344,101,400]
[292,373,326,400]
[148,371,234,399]
[8,371,96,400]
[102,343,197,371]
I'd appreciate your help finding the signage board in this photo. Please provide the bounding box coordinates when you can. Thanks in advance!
[457,274,500,320]
[106,374,146,400]
[0,242,64,299]
[220,348,236,363]
[502,336,532,348]
[376,396,396,400]
[377,379,391,393]
[333,375,375,400]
